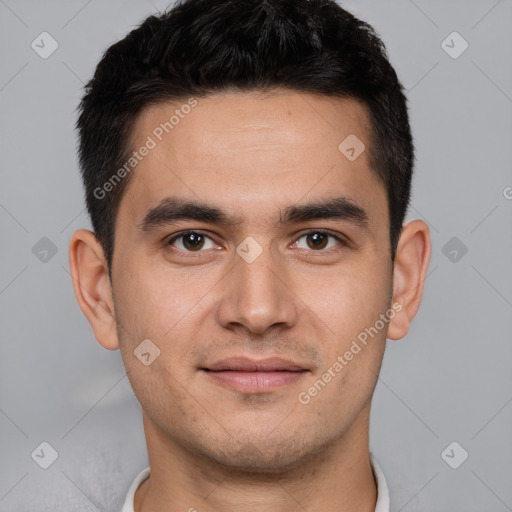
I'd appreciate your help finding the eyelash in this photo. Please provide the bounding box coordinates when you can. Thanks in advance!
[166,230,347,255]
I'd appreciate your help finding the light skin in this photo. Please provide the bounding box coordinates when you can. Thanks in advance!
[69,90,431,512]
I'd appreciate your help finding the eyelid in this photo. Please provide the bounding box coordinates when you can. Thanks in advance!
[292,229,348,253]
[166,229,348,254]
[166,230,219,251]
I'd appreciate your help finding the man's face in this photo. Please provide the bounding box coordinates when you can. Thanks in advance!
[111,90,393,471]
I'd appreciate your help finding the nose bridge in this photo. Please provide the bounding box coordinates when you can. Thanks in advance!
[238,251,280,304]
[215,237,297,333]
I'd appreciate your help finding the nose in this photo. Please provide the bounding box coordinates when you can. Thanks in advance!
[215,242,299,335]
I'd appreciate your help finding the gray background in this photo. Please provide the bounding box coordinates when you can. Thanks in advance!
[1,0,511,510]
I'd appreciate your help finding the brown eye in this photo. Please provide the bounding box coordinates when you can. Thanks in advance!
[306,232,328,250]
[167,231,215,252]
[294,231,344,251]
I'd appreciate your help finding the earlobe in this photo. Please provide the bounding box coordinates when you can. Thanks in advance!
[387,220,432,341]
[68,229,120,350]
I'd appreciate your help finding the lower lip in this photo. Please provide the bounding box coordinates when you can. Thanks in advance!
[202,370,307,392]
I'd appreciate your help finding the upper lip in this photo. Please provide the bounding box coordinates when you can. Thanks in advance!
[203,357,308,372]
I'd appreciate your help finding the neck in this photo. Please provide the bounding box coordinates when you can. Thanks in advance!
[135,405,377,512]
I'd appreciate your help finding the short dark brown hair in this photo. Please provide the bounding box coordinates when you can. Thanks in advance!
[77,0,414,277]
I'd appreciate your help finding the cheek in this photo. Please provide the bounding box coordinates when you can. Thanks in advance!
[113,258,187,339]
[301,260,391,347]
[300,268,390,413]
[113,260,211,383]
[113,266,201,421]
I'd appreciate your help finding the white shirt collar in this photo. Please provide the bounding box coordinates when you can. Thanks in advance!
[371,453,390,512]
[122,452,389,512]
[121,466,149,512]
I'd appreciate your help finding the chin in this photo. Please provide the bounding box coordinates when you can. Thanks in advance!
[193,430,331,475]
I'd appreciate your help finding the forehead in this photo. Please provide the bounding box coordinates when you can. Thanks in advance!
[134,90,372,160]
[117,90,386,233]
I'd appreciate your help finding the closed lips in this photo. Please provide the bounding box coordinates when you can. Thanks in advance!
[203,357,308,372]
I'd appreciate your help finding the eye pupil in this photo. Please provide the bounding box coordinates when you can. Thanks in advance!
[307,233,328,250]
[183,233,204,251]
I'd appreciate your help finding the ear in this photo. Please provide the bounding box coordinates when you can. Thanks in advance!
[68,229,119,350]
[387,219,432,341]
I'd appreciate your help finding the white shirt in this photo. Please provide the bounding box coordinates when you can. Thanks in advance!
[121,452,390,512]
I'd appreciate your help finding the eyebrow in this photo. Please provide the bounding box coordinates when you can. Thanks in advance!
[137,195,370,232]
